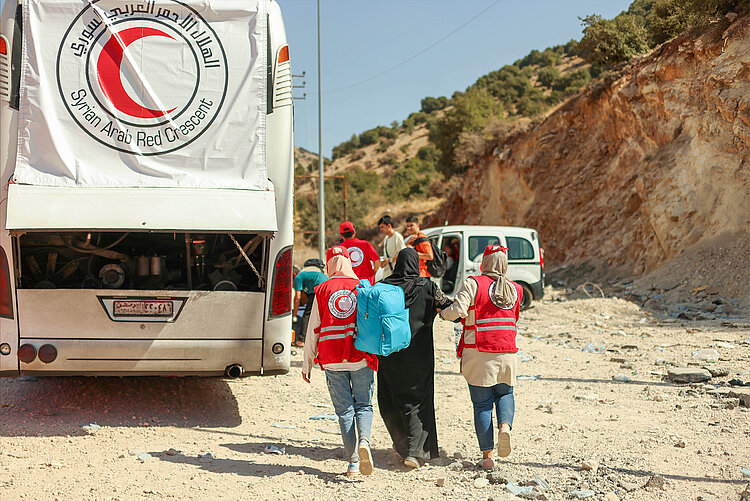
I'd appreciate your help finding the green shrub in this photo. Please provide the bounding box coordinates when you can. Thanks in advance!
[421,96,449,114]
[578,14,651,66]
[537,66,560,88]
[516,88,549,117]
[650,0,748,44]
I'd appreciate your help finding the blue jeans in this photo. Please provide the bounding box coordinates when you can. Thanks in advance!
[467,383,515,452]
[325,367,375,462]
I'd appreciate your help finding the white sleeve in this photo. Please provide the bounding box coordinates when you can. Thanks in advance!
[302,300,322,374]
[440,278,477,321]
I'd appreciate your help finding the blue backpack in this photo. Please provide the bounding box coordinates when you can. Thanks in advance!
[355,280,411,356]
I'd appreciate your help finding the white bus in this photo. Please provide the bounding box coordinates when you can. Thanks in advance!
[0,0,294,377]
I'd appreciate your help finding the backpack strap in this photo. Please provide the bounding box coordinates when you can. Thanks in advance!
[413,236,429,246]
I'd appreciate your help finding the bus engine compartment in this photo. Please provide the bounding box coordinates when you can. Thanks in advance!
[12,232,269,292]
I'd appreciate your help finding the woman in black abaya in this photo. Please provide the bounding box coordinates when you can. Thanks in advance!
[379,248,452,468]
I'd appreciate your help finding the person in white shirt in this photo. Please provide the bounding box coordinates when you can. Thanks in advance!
[378,215,406,279]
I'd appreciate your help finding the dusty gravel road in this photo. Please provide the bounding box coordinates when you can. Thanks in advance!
[2,296,749,501]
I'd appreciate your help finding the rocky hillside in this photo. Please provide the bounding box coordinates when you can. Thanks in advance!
[428,15,750,281]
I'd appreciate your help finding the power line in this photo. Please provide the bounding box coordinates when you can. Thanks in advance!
[324,0,503,94]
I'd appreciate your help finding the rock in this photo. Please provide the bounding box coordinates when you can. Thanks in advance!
[603,493,619,501]
[704,366,729,377]
[473,478,489,488]
[127,450,143,456]
[569,489,595,499]
[667,368,711,383]
[728,388,750,407]
[742,467,750,477]
[166,448,178,456]
[658,279,681,291]
[612,374,631,382]
[643,298,666,310]
[435,478,445,487]
[487,471,510,484]
[7,451,30,458]
[674,440,686,448]
[452,451,463,459]
[619,480,640,491]
[581,460,599,473]
[198,453,214,463]
[645,474,666,490]
[574,393,599,402]
[448,461,463,471]
[741,484,750,501]
[610,357,627,364]
[137,453,152,463]
[461,460,475,469]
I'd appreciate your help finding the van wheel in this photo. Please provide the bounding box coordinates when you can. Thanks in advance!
[520,284,533,310]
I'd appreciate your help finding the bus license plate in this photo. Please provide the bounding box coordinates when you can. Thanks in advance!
[113,300,173,317]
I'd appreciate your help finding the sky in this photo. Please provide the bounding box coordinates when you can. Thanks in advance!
[279,0,634,156]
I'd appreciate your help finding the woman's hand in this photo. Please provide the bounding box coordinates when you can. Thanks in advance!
[301,371,311,383]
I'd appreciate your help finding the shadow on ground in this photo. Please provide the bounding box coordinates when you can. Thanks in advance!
[0,376,241,437]
[509,460,748,486]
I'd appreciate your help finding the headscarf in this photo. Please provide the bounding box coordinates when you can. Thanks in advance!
[326,246,358,279]
[481,245,516,307]
[383,248,429,306]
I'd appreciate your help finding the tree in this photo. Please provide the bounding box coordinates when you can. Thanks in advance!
[428,88,504,177]
[578,14,651,66]
[420,96,449,114]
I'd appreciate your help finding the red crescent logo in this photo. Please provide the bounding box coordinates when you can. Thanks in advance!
[96,27,177,119]
[334,296,347,312]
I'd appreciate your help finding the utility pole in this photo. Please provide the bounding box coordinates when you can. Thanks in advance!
[317,0,325,261]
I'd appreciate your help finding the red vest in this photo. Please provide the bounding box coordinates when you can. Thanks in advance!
[341,238,376,285]
[313,277,377,370]
[457,275,522,358]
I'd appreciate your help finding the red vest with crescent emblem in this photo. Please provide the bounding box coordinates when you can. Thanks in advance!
[457,275,522,358]
[313,277,377,370]
[341,238,376,285]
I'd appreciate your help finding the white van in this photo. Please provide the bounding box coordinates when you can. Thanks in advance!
[423,225,544,309]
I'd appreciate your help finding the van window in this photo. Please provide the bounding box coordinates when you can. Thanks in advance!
[10,4,22,110]
[507,236,535,260]
[468,235,500,261]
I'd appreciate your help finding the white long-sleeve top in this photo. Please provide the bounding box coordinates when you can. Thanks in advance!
[302,298,367,375]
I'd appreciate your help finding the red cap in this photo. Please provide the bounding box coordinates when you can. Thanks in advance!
[483,244,508,257]
[326,246,350,262]
[339,221,355,234]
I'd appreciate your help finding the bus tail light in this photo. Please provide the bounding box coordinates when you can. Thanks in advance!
[38,344,58,364]
[539,247,544,271]
[0,246,13,319]
[269,246,292,318]
[278,45,289,63]
[18,344,36,363]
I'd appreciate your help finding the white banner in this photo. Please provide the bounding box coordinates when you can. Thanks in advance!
[14,0,267,190]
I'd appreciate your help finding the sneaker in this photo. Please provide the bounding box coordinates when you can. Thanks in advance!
[403,456,419,469]
[497,430,511,458]
[358,440,374,475]
[481,457,495,469]
[346,462,359,477]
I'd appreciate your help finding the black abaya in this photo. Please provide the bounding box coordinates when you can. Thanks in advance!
[379,249,452,460]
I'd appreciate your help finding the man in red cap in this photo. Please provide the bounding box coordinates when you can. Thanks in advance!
[339,221,380,285]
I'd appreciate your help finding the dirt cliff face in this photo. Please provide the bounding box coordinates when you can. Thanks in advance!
[429,16,750,275]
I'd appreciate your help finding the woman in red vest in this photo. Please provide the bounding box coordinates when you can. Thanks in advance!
[302,246,378,476]
[438,245,523,469]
